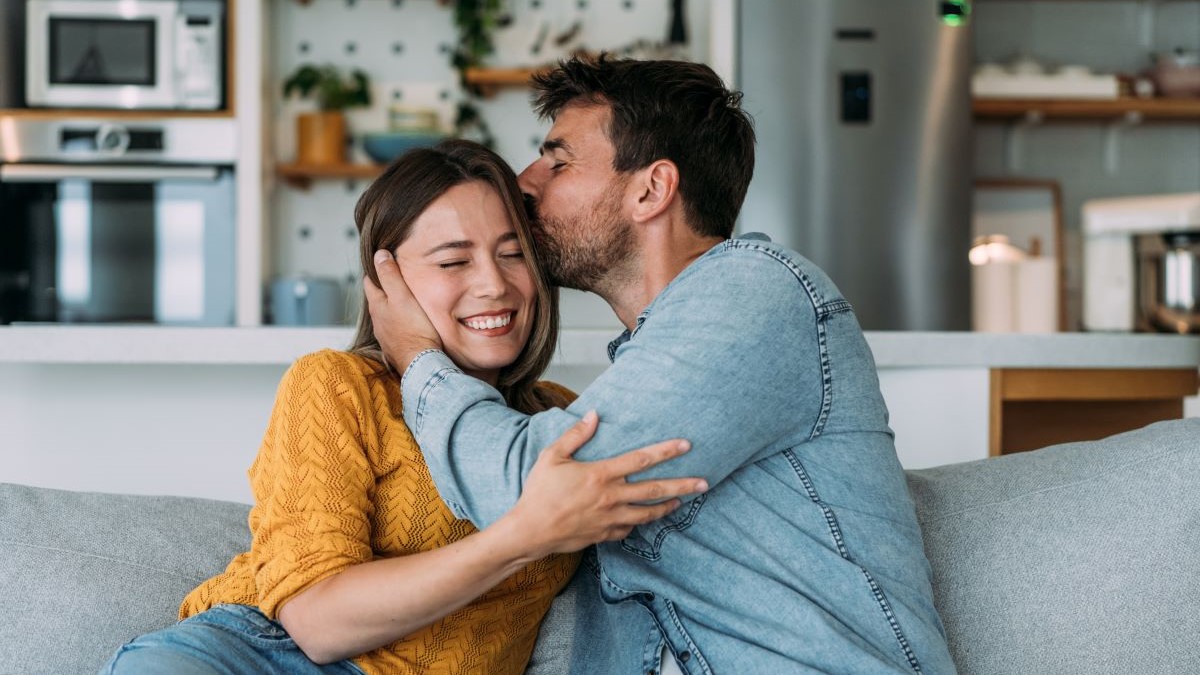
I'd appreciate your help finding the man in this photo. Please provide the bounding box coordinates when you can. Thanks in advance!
[367,56,955,674]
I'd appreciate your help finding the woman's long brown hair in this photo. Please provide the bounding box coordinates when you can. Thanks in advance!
[348,139,560,415]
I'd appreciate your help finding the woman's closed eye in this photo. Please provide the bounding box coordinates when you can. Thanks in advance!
[437,259,469,270]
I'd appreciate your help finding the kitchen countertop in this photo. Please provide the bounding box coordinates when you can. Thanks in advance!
[0,326,1198,369]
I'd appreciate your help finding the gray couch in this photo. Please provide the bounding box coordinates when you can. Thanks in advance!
[2,420,1198,674]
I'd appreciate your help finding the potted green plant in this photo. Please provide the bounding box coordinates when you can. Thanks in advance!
[282,64,371,166]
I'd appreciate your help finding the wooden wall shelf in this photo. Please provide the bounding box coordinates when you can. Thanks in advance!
[276,162,383,189]
[0,108,235,120]
[463,67,550,96]
[459,70,1200,120]
[973,97,1200,121]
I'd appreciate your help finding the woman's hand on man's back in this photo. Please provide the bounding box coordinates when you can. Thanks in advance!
[503,411,708,560]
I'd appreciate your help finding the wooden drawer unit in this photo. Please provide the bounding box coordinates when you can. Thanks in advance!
[989,368,1199,456]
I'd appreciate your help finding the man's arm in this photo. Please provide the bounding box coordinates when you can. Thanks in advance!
[377,250,825,528]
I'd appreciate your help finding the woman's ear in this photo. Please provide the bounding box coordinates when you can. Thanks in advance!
[630,160,679,224]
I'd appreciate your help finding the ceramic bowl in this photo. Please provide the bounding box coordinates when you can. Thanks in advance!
[362,131,445,164]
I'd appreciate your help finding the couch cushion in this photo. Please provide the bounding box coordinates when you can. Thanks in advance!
[0,483,250,674]
[907,418,1200,675]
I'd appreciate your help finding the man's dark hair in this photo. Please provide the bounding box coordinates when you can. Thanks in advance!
[531,54,755,240]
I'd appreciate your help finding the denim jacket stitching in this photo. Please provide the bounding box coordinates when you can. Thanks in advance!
[859,567,924,672]
[716,240,854,442]
[597,564,641,600]
[399,348,444,394]
[619,493,709,560]
[783,449,924,673]
[817,299,854,317]
[400,349,448,430]
[812,318,834,440]
[414,365,460,433]
[663,598,712,674]
[718,239,825,308]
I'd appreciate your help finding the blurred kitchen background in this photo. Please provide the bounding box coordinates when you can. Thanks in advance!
[3,0,1200,502]
[2,0,1199,333]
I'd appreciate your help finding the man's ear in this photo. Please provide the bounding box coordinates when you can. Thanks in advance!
[630,160,679,224]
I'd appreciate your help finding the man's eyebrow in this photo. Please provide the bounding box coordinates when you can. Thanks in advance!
[540,138,572,156]
[423,240,473,256]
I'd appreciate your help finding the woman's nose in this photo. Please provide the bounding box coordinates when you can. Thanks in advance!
[471,260,507,298]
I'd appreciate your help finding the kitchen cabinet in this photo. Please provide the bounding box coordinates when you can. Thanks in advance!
[989,368,1200,455]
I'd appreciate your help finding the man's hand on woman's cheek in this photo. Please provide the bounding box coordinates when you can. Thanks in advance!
[364,250,443,372]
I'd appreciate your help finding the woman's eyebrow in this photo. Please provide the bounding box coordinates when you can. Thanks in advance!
[423,233,517,256]
[423,240,473,256]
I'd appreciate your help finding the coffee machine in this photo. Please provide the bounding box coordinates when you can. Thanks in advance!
[1083,192,1200,333]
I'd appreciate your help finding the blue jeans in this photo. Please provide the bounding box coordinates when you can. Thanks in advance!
[100,604,365,675]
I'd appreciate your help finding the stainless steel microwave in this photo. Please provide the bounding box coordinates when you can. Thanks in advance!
[0,118,236,325]
[25,0,223,110]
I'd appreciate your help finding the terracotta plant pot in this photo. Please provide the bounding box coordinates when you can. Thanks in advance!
[296,111,347,165]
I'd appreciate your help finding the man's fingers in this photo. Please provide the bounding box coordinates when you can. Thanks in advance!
[600,439,690,479]
[619,477,708,505]
[373,249,409,298]
[363,273,386,305]
[544,411,599,460]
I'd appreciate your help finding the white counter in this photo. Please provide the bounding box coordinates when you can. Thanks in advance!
[2,327,1196,503]
[2,326,1199,368]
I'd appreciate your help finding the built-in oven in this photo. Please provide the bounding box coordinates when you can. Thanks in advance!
[25,0,224,111]
[0,117,236,325]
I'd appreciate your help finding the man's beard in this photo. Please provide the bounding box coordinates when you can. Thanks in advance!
[528,184,635,293]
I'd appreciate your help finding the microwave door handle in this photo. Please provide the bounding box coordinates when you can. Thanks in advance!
[0,165,219,183]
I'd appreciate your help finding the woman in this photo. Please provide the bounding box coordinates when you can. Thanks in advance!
[102,140,703,675]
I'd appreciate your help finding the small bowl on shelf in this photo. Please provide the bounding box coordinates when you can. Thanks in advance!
[362,131,446,164]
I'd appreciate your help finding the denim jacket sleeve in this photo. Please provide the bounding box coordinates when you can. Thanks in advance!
[401,245,827,527]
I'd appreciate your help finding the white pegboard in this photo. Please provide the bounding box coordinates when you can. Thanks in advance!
[268,0,712,329]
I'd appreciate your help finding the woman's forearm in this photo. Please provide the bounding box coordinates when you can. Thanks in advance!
[275,412,704,666]
[277,513,538,664]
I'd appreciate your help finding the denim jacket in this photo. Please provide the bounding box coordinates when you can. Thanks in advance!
[402,233,956,674]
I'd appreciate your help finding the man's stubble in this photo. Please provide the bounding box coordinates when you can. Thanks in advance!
[529,181,636,294]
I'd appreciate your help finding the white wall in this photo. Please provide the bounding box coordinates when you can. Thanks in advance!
[0,363,284,503]
[267,0,711,333]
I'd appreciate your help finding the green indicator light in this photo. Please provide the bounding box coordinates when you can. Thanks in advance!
[940,0,971,27]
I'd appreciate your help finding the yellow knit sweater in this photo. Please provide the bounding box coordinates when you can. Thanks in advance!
[180,349,579,675]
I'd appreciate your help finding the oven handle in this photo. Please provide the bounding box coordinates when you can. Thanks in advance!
[0,164,220,183]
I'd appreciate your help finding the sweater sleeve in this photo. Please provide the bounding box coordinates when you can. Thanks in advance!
[247,351,377,618]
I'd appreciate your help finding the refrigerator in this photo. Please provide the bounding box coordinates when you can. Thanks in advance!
[736,0,973,331]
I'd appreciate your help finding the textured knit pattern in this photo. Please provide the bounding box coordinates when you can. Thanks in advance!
[180,349,579,675]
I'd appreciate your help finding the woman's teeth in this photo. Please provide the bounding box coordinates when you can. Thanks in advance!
[464,313,512,330]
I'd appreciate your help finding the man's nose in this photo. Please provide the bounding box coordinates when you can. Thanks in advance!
[517,160,541,199]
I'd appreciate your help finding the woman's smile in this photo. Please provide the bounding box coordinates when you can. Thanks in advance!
[460,309,517,335]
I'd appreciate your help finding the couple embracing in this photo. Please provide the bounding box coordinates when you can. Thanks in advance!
[103,56,955,675]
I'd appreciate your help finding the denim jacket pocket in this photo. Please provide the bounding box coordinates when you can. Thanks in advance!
[620,493,708,560]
